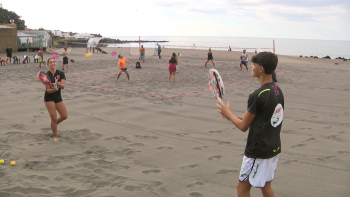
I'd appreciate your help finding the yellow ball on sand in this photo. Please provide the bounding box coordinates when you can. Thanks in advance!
[85,52,92,58]
[11,161,16,166]
[0,159,4,164]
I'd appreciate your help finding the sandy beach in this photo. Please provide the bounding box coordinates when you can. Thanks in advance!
[0,47,349,197]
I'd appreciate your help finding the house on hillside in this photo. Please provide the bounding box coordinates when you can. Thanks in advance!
[74,33,94,39]
[51,30,74,38]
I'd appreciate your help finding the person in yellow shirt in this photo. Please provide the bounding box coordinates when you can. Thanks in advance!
[116,54,132,81]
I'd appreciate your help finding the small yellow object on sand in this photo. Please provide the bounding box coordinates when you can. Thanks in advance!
[85,52,93,58]
[11,161,16,166]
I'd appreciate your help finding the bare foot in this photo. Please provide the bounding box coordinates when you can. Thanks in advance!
[54,137,59,142]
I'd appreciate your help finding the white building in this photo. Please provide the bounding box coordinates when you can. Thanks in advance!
[74,33,94,39]
[51,30,74,38]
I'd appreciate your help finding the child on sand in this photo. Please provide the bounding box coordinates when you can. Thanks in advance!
[115,54,132,81]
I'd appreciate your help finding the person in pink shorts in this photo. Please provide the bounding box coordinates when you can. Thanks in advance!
[168,53,178,82]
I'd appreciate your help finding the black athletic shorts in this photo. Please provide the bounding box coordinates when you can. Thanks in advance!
[44,95,63,103]
[241,61,248,66]
[63,57,68,64]
[158,51,161,55]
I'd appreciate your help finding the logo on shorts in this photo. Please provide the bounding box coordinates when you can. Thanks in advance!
[271,103,283,127]
[253,164,259,178]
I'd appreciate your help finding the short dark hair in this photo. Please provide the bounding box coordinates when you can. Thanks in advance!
[251,52,278,74]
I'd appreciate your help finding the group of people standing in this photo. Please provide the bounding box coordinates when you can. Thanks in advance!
[7,41,283,197]
[204,48,277,82]
[116,43,178,82]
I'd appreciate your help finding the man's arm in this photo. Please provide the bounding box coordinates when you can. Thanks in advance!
[217,100,255,132]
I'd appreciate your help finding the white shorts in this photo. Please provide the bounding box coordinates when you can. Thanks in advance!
[239,154,280,188]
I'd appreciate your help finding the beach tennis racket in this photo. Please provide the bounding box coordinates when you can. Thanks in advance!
[37,71,53,87]
[208,68,225,103]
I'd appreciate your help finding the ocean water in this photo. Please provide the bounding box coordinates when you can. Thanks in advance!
[106,36,350,59]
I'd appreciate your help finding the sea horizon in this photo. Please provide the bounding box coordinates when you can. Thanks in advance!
[105,36,350,59]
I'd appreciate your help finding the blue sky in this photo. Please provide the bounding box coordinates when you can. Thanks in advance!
[2,0,350,40]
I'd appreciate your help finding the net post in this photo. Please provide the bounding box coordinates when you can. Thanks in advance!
[139,36,141,67]
[273,39,275,54]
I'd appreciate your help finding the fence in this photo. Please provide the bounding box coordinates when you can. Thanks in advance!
[0,23,17,53]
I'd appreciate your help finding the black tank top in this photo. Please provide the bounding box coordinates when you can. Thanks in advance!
[208,53,213,59]
[170,57,176,64]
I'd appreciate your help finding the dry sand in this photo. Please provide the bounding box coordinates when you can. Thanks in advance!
[0,47,349,197]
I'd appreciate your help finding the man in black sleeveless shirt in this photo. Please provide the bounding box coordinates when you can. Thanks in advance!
[217,52,284,197]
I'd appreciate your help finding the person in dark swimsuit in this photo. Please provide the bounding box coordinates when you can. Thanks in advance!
[205,48,216,68]
[44,58,67,141]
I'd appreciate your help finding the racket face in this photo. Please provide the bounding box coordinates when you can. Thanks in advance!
[208,69,225,102]
[37,71,52,86]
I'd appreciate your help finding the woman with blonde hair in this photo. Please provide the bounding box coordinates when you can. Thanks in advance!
[168,52,178,82]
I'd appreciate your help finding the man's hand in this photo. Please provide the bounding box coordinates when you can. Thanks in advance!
[217,100,231,120]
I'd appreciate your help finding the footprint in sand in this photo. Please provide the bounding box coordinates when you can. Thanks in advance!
[209,130,223,133]
[127,143,145,147]
[142,169,162,174]
[283,160,298,164]
[180,164,199,170]
[208,155,222,160]
[215,169,238,175]
[186,182,204,188]
[317,156,335,161]
[105,136,131,142]
[190,192,204,197]
[218,141,231,145]
[193,146,209,150]
[156,147,173,150]
[11,123,25,130]
[291,144,305,148]
[134,135,158,140]
[176,133,190,137]
[306,137,316,142]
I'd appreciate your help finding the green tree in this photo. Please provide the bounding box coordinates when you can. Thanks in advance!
[0,8,26,30]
